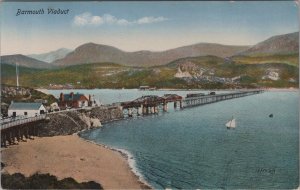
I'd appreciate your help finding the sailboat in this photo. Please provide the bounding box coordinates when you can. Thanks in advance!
[226,116,236,129]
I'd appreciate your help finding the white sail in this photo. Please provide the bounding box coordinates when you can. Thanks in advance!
[231,119,236,128]
[225,118,236,128]
[225,121,232,127]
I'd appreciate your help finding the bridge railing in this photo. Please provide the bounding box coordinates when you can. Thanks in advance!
[1,115,46,130]
[183,90,262,101]
[182,90,263,108]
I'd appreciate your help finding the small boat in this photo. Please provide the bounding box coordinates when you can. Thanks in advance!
[269,114,273,118]
[226,116,236,129]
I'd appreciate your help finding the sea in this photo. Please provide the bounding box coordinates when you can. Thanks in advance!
[48,89,299,189]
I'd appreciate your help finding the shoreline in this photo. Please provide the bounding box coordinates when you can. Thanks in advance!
[78,134,152,189]
[1,134,151,189]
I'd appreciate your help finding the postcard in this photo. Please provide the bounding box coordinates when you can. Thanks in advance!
[0,1,299,189]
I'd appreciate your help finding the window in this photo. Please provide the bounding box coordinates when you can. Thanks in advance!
[24,112,28,116]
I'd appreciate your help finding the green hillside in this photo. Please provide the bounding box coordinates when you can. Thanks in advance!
[1,63,44,77]
[231,53,299,67]
[1,54,299,89]
[167,55,225,68]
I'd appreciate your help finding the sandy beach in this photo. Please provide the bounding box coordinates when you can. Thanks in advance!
[1,135,148,189]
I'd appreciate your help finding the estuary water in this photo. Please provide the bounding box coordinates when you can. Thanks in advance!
[49,89,299,189]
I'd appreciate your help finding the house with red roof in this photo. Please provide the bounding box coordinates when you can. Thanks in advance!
[58,92,91,109]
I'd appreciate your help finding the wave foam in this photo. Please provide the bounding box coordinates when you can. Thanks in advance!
[112,147,151,187]
[79,136,152,188]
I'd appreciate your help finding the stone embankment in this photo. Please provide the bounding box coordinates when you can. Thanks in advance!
[37,106,124,137]
[90,105,124,123]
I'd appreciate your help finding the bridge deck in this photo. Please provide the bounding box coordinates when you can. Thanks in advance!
[183,90,263,108]
[1,115,46,130]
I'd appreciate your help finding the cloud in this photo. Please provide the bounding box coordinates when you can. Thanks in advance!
[136,16,168,24]
[73,12,102,26]
[73,12,168,26]
[117,19,131,26]
[102,14,117,24]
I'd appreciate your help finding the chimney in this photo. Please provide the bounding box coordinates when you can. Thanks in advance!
[70,92,74,99]
[60,93,64,101]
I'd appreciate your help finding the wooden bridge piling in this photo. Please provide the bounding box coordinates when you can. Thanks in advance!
[1,115,46,147]
[163,103,168,112]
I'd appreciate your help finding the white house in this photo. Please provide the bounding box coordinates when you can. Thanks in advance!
[8,102,46,117]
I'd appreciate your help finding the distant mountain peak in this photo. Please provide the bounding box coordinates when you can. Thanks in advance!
[27,48,72,63]
[238,32,299,56]
[1,54,52,69]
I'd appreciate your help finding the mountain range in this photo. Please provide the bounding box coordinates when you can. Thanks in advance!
[53,43,249,67]
[27,48,72,63]
[1,54,52,69]
[1,32,298,68]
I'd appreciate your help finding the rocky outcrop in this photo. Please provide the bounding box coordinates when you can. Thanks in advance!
[174,67,192,78]
[1,86,31,98]
[90,106,124,123]
[37,111,89,137]
[78,112,102,128]
[262,69,280,81]
[37,106,123,137]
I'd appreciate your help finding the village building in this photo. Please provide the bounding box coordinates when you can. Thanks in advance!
[139,86,156,91]
[8,102,46,117]
[139,86,150,90]
[58,92,91,109]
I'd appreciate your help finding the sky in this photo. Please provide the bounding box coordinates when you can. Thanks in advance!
[1,1,299,55]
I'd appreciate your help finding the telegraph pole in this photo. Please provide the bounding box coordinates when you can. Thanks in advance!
[16,62,19,89]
